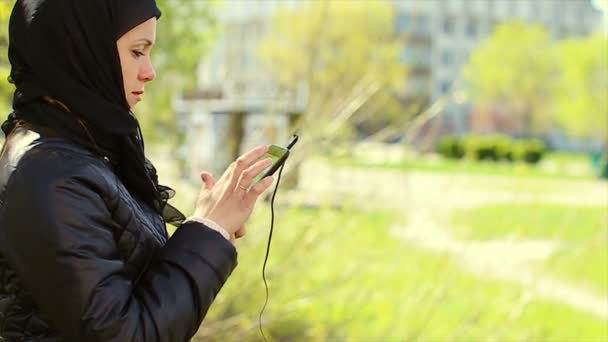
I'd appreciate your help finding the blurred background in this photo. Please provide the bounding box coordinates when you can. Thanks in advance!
[1,0,607,341]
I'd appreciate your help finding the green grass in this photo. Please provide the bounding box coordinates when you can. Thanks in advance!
[451,204,608,293]
[194,205,608,341]
[321,151,596,180]
[547,152,594,164]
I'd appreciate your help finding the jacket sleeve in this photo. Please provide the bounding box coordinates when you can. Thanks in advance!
[0,155,237,342]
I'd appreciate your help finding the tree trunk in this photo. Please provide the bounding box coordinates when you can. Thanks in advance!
[281,112,303,190]
[520,107,534,138]
[227,111,245,164]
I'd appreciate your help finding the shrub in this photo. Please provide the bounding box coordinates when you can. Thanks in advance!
[493,135,512,160]
[600,152,608,179]
[437,136,465,159]
[509,139,546,164]
[462,135,511,161]
[523,139,545,164]
[437,135,545,164]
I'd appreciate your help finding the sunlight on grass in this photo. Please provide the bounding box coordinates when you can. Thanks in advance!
[451,204,608,293]
[194,205,608,341]
[321,151,596,180]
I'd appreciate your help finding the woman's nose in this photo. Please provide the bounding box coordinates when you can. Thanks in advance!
[139,58,156,82]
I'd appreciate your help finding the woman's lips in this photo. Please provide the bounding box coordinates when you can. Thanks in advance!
[132,90,144,100]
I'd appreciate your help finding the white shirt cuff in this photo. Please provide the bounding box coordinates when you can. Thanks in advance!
[184,216,232,242]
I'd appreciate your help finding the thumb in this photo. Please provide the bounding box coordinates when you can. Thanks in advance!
[199,171,215,189]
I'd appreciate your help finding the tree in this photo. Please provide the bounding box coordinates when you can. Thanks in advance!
[463,21,557,137]
[0,0,220,143]
[257,0,408,151]
[0,0,12,114]
[138,0,221,145]
[553,33,608,143]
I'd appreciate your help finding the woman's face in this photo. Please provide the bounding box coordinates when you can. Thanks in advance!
[116,17,157,110]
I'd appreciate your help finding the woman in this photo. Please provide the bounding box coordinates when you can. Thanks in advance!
[0,0,273,341]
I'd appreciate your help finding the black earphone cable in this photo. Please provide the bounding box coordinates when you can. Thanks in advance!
[258,162,286,342]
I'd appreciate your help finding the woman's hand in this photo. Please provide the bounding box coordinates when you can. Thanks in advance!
[191,145,274,238]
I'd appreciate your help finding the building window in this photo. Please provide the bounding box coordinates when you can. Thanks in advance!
[466,18,478,37]
[442,50,452,65]
[401,46,431,67]
[507,0,516,17]
[515,0,529,19]
[531,1,540,18]
[400,46,409,64]
[440,80,451,94]
[396,14,409,34]
[487,0,494,14]
[576,4,586,22]
[443,17,454,33]
[414,15,430,35]
[463,50,471,63]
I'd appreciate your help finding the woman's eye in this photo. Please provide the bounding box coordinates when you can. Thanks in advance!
[132,50,144,58]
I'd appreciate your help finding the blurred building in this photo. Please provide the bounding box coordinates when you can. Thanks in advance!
[394,0,604,135]
[176,0,603,176]
[174,0,305,178]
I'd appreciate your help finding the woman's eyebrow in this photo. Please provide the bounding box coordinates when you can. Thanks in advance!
[132,38,153,46]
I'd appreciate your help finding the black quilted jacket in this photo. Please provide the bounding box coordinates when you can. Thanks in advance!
[0,124,237,342]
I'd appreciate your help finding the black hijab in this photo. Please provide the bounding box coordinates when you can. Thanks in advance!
[2,0,185,225]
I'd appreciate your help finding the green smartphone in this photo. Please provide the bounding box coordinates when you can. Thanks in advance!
[251,135,298,188]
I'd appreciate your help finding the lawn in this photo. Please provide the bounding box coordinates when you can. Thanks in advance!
[321,151,597,180]
[451,204,608,294]
[194,205,608,341]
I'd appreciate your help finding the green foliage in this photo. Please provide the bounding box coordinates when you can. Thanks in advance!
[464,22,608,142]
[437,136,465,159]
[509,138,546,164]
[258,0,409,145]
[0,0,12,113]
[464,21,556,136]
[438,135,545,164]
[451,204,608,293]
[462,134,512,161]
[553,33,608,142]
[494,136,513,160]
[600,153,608,179]
[0,0,220,142]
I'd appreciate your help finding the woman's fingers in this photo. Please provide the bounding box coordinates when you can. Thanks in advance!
[194,145,274,235]
[199,171,215,189]
[246,176,274,202]
[228,145,269,188]
[235,157,272,192]
[234,224,246,239]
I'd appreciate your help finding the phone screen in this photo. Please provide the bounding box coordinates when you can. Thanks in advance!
[252,144,289,187]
